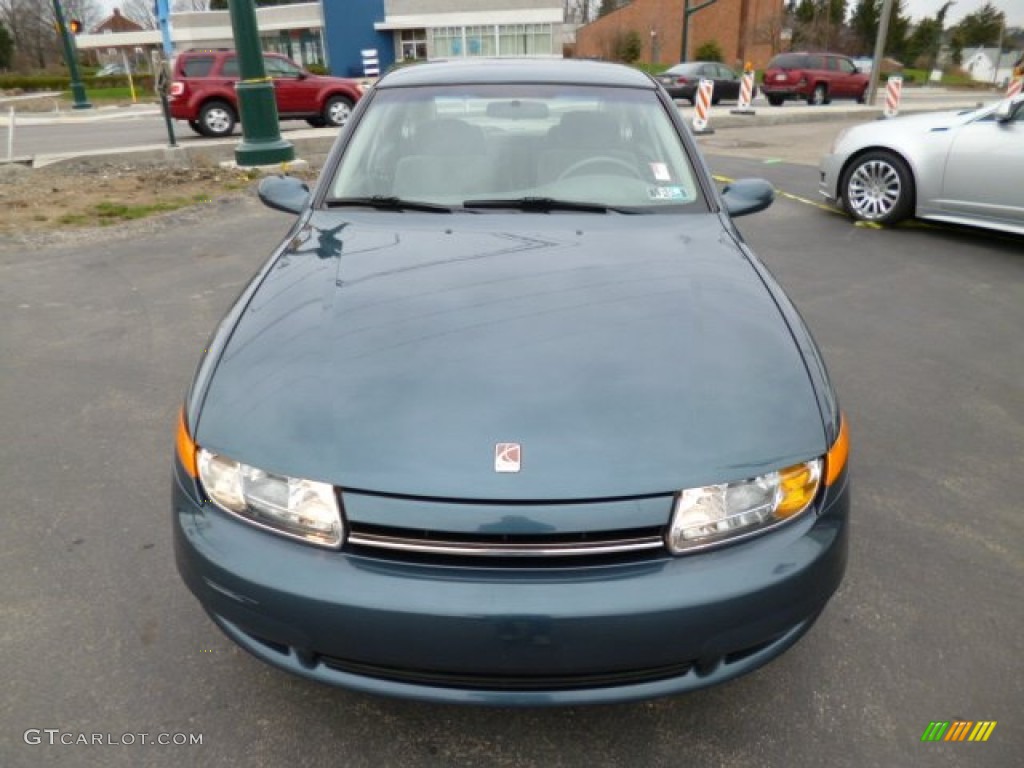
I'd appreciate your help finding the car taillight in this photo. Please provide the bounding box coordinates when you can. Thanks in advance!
[676,76,689,84]
[169,82,184,97]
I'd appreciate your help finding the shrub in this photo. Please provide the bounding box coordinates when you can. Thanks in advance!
[612,30,643,64]
[694,40,724,63]
[305,63,327,75]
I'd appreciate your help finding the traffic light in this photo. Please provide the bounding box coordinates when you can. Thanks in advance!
[68,19,82,35]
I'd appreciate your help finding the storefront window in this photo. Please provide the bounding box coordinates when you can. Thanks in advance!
[400,29,428,61]
[498,24,553,56]
[432,26,462,58]
[464,25,496,57]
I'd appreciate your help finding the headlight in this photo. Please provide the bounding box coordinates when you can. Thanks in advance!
[666,459,822,554]
[197,448,344,549]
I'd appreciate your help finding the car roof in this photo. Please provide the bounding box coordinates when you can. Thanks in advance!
[378,58,656,89]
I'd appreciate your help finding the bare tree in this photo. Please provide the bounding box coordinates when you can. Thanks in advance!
[0,0,102,70]
[122,0,157,28]
[174,0,213,10]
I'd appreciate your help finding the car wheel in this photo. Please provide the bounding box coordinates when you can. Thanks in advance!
[199,100,236,137]
[711,96,721,106]
[306,117,327,128]
[841,150,914,225]
[856,87,868,104]
[808,84,827,105]
[767,95,784,107]
[188,120,205,136]
[323,95,354,127]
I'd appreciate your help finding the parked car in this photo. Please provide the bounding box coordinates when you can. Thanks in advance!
[762,52,869,106]
[173,58,850,706]
[656,61,755,104]
[168,50,364,137]
[820,95,1024,233]
[95,62,130,77]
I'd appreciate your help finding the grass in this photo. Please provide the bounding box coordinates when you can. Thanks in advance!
[63,86,154,103]
[901,68,996,88]
[92,198,202,221]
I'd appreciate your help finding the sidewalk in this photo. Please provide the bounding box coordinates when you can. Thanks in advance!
[0,102,161,127]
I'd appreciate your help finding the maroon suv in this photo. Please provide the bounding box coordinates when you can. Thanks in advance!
[762,52,869,106]
[169,50,365,137]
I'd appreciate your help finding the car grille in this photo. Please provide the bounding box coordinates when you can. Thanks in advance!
[317,655,695,691]
[347,522,665,560]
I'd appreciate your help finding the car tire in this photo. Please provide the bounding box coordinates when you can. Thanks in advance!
[711,96,721,106]
[323,95,354,127]
[199,100,236,138]
[808,84,827,105]
[856,87,868,104]
[767,95,784,106]
[188,120,205,136]
[306,117,327,128]
[841,150,915,225]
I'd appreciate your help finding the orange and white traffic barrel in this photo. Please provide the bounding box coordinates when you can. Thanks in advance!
[692,78,715,134]
[884,76,903,118]
[731,67,756,115]
[1007,75,1022,99]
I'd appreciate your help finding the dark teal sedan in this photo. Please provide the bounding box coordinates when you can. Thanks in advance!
[173,59,850,705]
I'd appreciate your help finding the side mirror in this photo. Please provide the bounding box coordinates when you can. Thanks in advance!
[721,178,774,217]
[994,98,1020,123]
[258,175,310,215]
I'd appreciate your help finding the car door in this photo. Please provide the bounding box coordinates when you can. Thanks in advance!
[939,108,1024,226]
[714,64,741,101]
[264,55,312,116]
[826,56,856,97]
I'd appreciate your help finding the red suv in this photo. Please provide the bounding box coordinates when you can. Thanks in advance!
[762,52,869,106]
[169,50,365,137]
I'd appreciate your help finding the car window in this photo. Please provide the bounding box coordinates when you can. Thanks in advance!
[717,65,735,79]
[833,57,856,74]
[768,54,809,69]
[328,84,706,212]
[220,56,239,77]
[807,55,826,70]
[181,57,214,77]
[666,63,700,76]
[264,56,302,77]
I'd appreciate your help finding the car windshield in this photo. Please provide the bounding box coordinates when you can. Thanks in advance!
[327,83,705,212]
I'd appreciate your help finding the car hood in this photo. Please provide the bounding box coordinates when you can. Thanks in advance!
[847,106,988,140]
[196,212,826,500]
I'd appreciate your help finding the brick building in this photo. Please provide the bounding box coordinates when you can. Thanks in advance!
[574,0,785,70]
[92,9,145,35]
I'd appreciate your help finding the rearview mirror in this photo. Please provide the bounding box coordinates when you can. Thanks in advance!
[258,175,310,215]
[721,178,775,217]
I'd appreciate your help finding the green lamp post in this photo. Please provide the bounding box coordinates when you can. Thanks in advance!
[227,0,294,165]
[51,0,91,110]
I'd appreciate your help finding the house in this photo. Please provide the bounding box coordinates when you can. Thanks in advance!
[962,46,1018,86]
[574,0,786,70]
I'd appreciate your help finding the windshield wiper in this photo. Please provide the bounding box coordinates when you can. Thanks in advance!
[324,196,455,213]
[462,197,640,214]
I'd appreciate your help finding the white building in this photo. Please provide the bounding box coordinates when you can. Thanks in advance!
[962,47,1017,87]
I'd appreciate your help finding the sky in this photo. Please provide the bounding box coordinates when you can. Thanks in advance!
[93,0,1024,29]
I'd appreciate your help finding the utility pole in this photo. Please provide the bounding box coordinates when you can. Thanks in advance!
[867,0,895,106]
[155,0,173,57]
[227,0,294,166]
[51,0,91,110]
[680,0,719,62]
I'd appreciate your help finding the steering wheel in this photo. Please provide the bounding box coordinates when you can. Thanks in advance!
[557,155,644,181]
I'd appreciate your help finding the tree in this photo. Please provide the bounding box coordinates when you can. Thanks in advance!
[0,18,12,70]
[952,2,1005,48]
[612,28,642,62]
[122,0,157,29]
[849,0,880,53]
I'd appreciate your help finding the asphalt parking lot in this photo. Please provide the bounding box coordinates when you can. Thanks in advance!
[1,151,1021,767]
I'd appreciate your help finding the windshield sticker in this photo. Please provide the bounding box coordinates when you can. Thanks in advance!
[650,162,671,181]
[649,186,686,201]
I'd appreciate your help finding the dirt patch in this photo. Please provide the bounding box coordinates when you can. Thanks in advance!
[0,162,318,247]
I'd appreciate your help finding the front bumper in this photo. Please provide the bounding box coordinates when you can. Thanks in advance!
[173,467,849,706]
[819,152,845,205]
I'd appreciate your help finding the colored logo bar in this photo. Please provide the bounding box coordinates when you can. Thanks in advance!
[921,721,997,742]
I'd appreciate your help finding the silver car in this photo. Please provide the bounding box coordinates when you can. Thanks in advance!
[820,95,1024,234]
